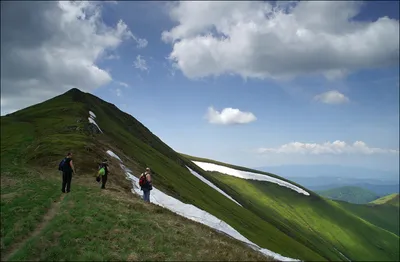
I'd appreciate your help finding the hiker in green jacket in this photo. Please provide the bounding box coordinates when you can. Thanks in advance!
[97,159,109,189]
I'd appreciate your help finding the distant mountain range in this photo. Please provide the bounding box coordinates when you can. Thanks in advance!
[256,165,399,196]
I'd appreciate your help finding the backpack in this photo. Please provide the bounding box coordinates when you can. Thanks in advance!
[139,173,147,187]
[98,167,105,176]
[58,158,66,171]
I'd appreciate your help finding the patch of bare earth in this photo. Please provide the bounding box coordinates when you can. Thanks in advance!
[0,176,18,187]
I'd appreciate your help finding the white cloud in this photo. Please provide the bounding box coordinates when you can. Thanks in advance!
[162,1,399,80]
[133,55,149,71]
[206,106,256,125]
[257,140,399,155]
[115,88,122,97]
[0,1,147,115]
[314,90,350,104]
[117,81,129,88]
[105,54,120,60]
[136,38,148,49]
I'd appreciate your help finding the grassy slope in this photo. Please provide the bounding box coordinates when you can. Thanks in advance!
[183,155,400,261]
[331,200,399,236]
[370,193,400,207]
[315,186,379,204]
[1,166,270,261]
[1,88,318,261]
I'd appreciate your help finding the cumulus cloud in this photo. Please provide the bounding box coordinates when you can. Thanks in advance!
[162,1,399,80]
[0,1,146,115]
[133,55,149,71]
[314,90,350,104]
[206,106,257,125]
[257,140,399,155]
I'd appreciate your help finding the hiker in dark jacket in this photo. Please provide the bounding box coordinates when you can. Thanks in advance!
[99,159,109,189]
[62,152,76,193]
[140,167,153,202]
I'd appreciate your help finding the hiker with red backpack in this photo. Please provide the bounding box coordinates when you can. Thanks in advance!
[139,167,152,202]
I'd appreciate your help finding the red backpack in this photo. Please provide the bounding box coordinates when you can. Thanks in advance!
[139,173,147,187]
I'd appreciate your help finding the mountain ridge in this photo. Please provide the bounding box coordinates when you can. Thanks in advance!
[1,88,399,261]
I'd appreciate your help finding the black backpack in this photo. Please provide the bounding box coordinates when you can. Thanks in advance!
[58,158,66,171]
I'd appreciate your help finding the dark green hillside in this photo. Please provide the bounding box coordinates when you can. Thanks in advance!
[332,199,399,236]
[316,186,379,204]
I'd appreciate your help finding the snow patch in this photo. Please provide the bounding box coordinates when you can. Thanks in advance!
[88,111,103,133]
[106,149,300,261]
[89,111,96,118]
[192,161,310,196]
[186,166,242,207]
[106,150,122,162]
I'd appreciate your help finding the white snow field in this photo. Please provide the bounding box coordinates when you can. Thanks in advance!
[186,166,242,207]
[105,150,300,262]
[88,111,103,133]
[192,161,310,196]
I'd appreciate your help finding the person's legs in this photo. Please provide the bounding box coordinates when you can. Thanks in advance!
[143,189,150,202]
[61,172,67,193]
[66,172,72,193]
[101,174,107,189]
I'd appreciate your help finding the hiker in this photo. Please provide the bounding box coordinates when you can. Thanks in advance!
[139,167,153,202]
[98,159,109,189]
[61,152,76,193]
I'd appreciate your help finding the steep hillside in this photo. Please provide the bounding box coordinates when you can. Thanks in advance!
[184,155,400,262]
[0,88,301,261]
[315,186,379,204]
[2,88,399,261]
[332,199,399,236]
[370,193,400,207]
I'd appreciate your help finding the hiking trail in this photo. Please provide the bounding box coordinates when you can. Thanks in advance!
[2,194,66,261]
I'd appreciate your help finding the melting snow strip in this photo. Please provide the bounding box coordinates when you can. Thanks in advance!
[186,166,242,207]
[88,111,103,133]
[106,150,122,162]
[105,150,301,262]
[192,161,310,196]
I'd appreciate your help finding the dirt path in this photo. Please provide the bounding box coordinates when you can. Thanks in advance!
[2,194,66,261]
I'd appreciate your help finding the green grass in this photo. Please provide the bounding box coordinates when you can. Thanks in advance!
[316,186,379,204]
[332,199,399,236]
[370,193,400,207]
[1,167,271,261]
[0,167,61,254]
[183,156,400,261]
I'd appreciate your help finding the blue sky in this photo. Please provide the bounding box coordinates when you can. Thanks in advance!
[1,1,399,172]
